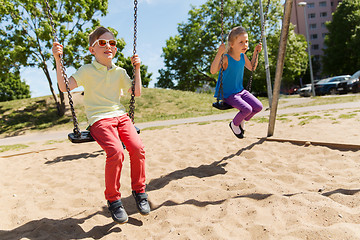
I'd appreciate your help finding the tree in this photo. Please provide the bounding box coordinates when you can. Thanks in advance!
[156,0,284,92]
[322,0,360,76]
[266,24,308,91]
[0,0,108,115]
[0,70,31,102]
[0,0,152,116]
[116,56,152,88]
[0,28,31,101]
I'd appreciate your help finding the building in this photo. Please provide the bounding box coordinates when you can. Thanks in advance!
[290,0,342,78]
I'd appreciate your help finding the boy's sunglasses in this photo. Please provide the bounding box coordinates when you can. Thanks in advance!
[92,39,117,47]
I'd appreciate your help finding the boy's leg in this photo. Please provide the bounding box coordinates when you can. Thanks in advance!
[90,118,125,203]
[116,114,146,194]
[117,114,150,215]
[240,90,263,121]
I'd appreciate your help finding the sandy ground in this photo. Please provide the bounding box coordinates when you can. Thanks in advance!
[1,104,360,239]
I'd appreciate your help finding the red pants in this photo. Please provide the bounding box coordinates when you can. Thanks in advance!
[90,114,146,202]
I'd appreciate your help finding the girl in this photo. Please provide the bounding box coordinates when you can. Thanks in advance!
[210,26,263,138]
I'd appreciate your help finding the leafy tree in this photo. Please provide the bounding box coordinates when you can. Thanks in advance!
[266,24,308,91]
[0,70,31,102]
[322,0,360,76]
[156,0,284,92]
[0,29,31,101]
[116,57,152,88]
[0,0,152,116]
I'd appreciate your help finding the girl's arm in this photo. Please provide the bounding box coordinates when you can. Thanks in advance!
[210,43,228,74]
[52,42,78,92]
[245,43,262,71]
[128,54,142,97]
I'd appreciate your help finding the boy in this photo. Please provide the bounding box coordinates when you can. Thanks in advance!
[52,26,150,224]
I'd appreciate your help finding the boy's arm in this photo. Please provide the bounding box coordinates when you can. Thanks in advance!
[128,54,142,97]
[210,43,227,74]
[52,42,78,92]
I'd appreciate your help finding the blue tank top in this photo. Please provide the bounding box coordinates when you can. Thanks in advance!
[214,53,245,99]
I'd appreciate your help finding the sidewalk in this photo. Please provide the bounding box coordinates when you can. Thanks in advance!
[1,100,359,146]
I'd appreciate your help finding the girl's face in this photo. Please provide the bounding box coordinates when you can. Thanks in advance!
[89,32,117,66]
[230,33,249,54]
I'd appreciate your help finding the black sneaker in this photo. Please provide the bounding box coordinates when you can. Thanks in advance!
[107,199,128,224]
[132,191,150,215]
[229,122,244,139]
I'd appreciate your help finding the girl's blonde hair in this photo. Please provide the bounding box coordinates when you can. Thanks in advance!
[225,26,247,53]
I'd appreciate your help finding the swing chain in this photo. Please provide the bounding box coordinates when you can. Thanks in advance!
[45,0,81,137]
[129,0,138,123]
[246,0,271,92]
[217,0,225,102]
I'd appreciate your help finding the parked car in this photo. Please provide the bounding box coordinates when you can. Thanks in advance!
[298,84,312,97]
[336,70,360,94]
[314,75,350,95]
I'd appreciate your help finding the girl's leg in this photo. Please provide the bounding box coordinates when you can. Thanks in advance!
[225,92,252,126]
[116,114,146,194]
[90,118,125,202]
[240,90,263,121]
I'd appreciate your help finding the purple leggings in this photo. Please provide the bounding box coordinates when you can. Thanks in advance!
[224,90,263,126]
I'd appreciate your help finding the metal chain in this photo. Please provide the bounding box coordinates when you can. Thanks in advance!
[45,0,81,137]
[246,0,271,92]
[217,0,225,102]
[128,0,138,123]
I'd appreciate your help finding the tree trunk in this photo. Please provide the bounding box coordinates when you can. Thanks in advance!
[42,63,66,116]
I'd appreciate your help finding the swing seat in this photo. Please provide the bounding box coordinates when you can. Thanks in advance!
[68,131,95,143]
[68,126,141,144]
[212,101,233,110]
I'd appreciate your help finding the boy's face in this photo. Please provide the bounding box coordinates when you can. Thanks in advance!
[89,32,117,63]
[230,33,249,54]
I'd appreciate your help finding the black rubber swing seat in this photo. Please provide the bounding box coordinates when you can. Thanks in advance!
[68,126,141,144]
[212,101,233,110]
[68,131,94,143]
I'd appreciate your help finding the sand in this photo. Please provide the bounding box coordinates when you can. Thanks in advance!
[1,106,360,239]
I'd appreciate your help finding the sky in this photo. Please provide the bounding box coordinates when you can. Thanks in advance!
[21,0,208,97]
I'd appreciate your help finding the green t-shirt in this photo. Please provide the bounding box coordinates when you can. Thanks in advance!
[72,60,132,125]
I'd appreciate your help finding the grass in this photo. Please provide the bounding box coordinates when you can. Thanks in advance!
[0,96,71,136]
[339,113,357,119]
[0,144,29,153]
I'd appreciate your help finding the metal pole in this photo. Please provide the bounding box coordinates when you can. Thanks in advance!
[302,4,316,97]
[259,0,272,108]
[267,0,294,137]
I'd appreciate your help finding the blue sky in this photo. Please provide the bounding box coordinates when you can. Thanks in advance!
[22,0,208,97]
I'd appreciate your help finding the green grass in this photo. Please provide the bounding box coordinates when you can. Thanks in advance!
[0,96,72,136]
[338,113,357,119]
[0,144,29,153]
[298,115,322,125]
